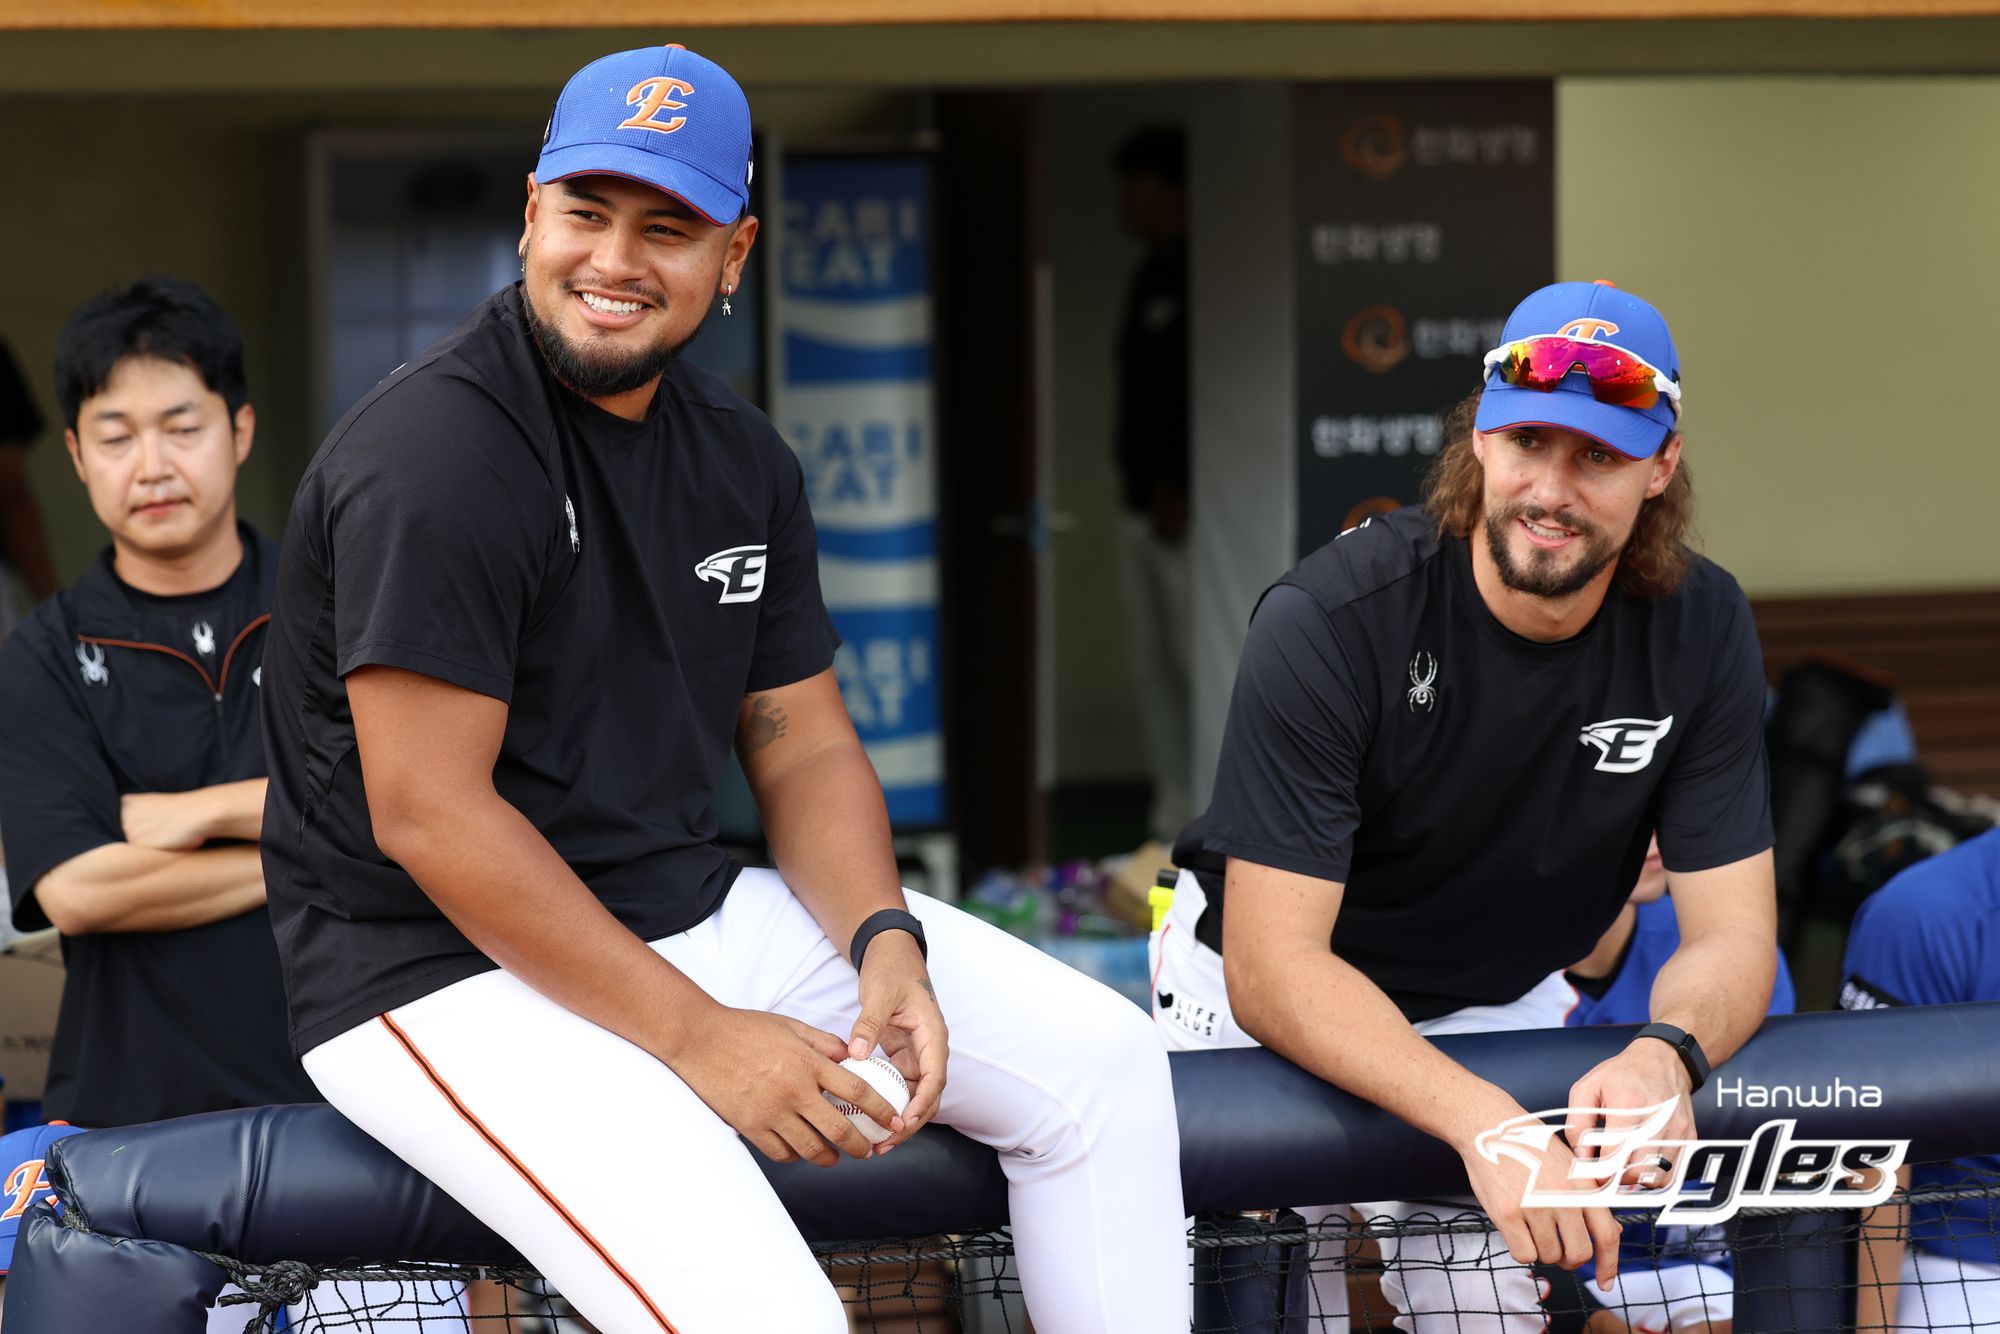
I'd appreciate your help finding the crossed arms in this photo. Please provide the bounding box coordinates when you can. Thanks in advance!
[35,779,269,935]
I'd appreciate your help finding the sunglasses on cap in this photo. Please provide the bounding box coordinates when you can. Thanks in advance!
[1482,335,1682,418]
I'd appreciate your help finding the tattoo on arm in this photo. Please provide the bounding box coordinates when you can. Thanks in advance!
[919,978,936,1002]
[742,695,790,753]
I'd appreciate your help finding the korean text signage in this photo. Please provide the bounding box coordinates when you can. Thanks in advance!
[1293,82,1554,557]
[778,156,943,827]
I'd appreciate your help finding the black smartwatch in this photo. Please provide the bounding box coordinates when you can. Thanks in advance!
[1635,1022,1711,1093]
[850,908,927,969]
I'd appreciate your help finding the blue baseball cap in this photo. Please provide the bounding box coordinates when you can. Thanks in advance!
[1475,280,1682,460]
[536,45,754,227]
[0,1122,85,1273]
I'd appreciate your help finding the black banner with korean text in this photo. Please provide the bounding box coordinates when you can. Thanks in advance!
[1293,81,1554,558]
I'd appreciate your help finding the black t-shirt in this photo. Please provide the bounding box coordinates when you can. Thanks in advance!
[0,528,316,1126]
[1178,506,1773,1021]
[262,286,840,1055]
[1114,240,1189,513]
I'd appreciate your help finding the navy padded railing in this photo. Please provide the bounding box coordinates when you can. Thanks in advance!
[9,1003,1997,1331]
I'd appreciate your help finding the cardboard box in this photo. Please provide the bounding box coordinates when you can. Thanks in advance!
[0,927,64,1101]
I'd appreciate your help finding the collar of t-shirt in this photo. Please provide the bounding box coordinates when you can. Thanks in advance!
[1445,531,1616,660]
[495,284,669,449]
[71,522,267,658]
[558,378,666,447]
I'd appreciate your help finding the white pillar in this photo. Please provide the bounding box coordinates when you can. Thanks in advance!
[1188,83,1298,813]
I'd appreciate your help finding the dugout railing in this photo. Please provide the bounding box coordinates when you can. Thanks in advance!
[9,1002,2000,1331]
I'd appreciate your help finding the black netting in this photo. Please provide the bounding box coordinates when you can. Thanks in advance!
[186,1169,2000,1333]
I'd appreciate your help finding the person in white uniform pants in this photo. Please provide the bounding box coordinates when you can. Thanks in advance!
[1154,281,1780,1332]
[258,44,1185,1334]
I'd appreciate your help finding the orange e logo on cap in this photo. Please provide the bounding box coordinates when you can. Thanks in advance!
[3,1158,51,1221]
[620,76,695,135]
[1558,317,1620,340]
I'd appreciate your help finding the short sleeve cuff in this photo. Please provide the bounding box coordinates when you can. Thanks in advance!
[8,831,119,933]
[338,641,517,704]
[1201,832,1353,886]
[744,638,839,695]
[10,873,52,933]
[1658,831,1776,878]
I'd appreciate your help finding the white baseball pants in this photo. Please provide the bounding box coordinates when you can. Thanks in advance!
[1592,1259,1732,1333]
[304,869,1187,1334]
[1150,867,1578,1334]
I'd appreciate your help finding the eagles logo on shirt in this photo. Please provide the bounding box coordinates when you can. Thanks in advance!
[1579,716,1673,773]
[694,545,769,604]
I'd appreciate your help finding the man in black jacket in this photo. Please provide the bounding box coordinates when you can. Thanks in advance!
[0,276,313,1130]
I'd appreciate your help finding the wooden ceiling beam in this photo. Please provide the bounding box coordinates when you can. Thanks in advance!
[11,0,2000,30]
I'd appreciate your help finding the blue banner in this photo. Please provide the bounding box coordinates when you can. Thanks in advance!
[779,156,942,828]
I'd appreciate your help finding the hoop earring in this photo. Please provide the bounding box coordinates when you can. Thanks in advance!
[721,284,734,316]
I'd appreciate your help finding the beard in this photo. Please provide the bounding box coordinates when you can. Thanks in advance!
[1483,501,1622,600]
[520,266,705,401]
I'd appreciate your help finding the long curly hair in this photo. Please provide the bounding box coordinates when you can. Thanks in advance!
[1419,390,1698,599]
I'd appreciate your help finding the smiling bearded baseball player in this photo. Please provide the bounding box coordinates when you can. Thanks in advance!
[1150,281,1779,1331]
[258,44,1185,1334]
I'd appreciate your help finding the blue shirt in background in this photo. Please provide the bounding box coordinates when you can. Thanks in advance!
[1841,829,2000,1266]
[1566,897,1796,1030]
[1567,896,1795,1276]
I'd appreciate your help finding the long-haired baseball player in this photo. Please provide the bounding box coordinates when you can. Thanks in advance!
[258,44,1184,1334]
[1152,281,1779,1331]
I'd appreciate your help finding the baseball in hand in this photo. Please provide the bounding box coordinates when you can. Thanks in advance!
[825,1054,910,1146]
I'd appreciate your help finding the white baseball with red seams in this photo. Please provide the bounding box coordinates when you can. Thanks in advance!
[825,1054,909,1145]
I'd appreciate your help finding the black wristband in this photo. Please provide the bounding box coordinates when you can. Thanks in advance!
[1635,1022,1711,1093]
[850,908,927,970]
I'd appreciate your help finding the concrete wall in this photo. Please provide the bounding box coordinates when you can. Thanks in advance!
[1558,75,2000,595]
[1187,85,1299,813]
